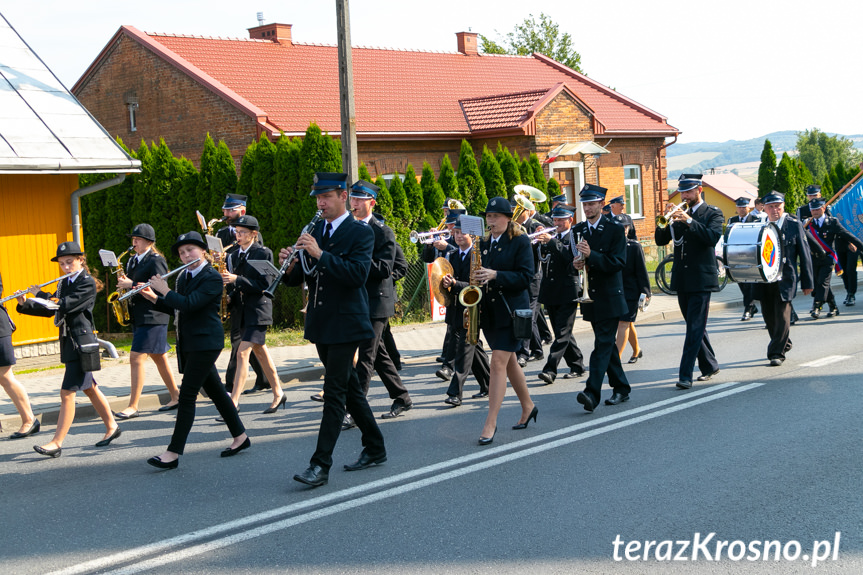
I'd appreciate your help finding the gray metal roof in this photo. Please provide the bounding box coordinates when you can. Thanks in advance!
[0,13,140,173]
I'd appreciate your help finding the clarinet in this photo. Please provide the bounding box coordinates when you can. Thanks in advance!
[263,210,323,299]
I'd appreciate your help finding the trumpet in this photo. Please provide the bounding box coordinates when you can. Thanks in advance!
[0,272,76,304]
[409,230,451,244]
[657,202,689,228]
[118,259,202,301]
[571,232,592,303]
[526,227,558,244]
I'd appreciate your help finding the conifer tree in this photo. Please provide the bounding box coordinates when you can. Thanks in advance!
[438,154,460,201]
[496,143,521,194]
[775,153,803,213]
[175,157,200,243]
[197,134,217,216]
[528,153,550,212]
[148,140,182,265]
[821,175,834,198]
[456,139,487,215]
[211,141,238,216]
[388,172,410,227]
[479,145,507,199]
[272,134,295,250]
[374,175,393,221]
[299,123,336,222]
[546,176,561,199]
[237,139,257,199]
[421,162,446,230]
[757,139,777,196]
[251,134,276,236]
[359,162,373,182]
[403,164,424,227]
[131,141,152,226]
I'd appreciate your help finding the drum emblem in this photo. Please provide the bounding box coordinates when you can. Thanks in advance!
[762,236,776,267]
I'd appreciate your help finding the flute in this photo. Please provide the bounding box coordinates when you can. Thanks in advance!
[0,272,75,304]
[117,258,202,301]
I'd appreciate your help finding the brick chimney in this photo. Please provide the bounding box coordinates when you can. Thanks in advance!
[248,23,292,45]
[456,31,478,56]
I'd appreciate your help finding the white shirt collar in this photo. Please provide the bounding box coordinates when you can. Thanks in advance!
[327,210,351,234]
[187,262,206,278]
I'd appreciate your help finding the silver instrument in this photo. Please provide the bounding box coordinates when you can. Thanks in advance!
[0,272,76,304]
[409,229,451,244]
[527,227,557,244]
[263,210,324,299]
[118,259,202,301]
[571,231,592,303]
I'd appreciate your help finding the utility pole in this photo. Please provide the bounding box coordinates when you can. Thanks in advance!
[336,0,358,184]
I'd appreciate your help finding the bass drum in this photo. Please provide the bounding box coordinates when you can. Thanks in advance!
[723,222,783,283]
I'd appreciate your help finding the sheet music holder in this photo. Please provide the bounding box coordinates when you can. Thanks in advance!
[459,215,485,237]
[247,260,281,281]
[205,234,225,252]
[98,249,119,268]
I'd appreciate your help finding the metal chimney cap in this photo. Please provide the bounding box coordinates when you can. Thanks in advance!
[256,12,264,25]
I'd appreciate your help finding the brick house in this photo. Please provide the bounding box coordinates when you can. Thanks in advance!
[73,24,678,238]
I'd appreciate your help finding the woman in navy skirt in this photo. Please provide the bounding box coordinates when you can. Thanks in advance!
[615,217,651,363]
[16,242,120,457]
[114,224,180,419]
[221,216,285,414]
[474,197,537,445]
[1,271,39,439]
[141,232,248,470]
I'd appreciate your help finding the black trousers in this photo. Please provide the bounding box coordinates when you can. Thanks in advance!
[760,282,792,360]
[380,322,401,370]
[224,316,266,391]
[536,304,553,343]
[841,248,861,296]
[677,291,719,381]
[312,342,385,471]
[583,317,630,403]
[445,328,490,399]
[440,323,455,370]
[168,349,244,454]
[812,259,836,306]
[356,317,411,405]
[738,282,756,311]
[541,301,584,377]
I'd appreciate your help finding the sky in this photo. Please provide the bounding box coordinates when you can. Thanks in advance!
[2,0,860,145]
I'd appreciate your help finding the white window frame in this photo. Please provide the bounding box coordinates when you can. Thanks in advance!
[548,160,584,222]
[128,102,138,132]
[623,164,643,218]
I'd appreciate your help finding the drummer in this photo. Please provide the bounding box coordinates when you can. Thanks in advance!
[727,197,758,321]
[751,192,813,366]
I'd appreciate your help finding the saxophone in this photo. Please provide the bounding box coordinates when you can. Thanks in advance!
[106,247,135,327]
[458,236,483,345]
[218,240,239,322]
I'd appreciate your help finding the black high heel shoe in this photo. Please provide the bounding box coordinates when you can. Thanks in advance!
[628,350,643,364]
[478,426,497,446]
[512,405,538,430]
[10,419,40,439]
[262,394,287,414]
[34,445,61,458]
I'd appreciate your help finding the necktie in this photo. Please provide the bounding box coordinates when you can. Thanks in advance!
[323,222,333,244]
[461,251,468,262]
[127,257,137,273]
[238,252,247,268]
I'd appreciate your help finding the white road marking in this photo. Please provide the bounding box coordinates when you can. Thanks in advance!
[800,355,851,368]
[48,381,762,575]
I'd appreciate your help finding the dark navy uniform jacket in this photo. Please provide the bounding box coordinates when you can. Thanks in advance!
[283,214,375,345]
[365,216,396,319]
[753,215,814,302]
[538,229,579,306]
[807,216,863,263]
[125,250,169,326]
[655,202,724,293]
[574,216,628,322]
[478,232,532,331]
[227,243,274,326]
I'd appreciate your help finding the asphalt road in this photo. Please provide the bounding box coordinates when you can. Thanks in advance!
[1,302,861,574]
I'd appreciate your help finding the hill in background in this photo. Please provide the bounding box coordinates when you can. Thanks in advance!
[667,131,863,181]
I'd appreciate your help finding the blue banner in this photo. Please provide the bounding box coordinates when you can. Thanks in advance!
[831,172,863,241]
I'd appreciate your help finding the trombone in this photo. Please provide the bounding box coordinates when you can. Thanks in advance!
[118,259,202,301]
[409,230,451,244]
[0,272,76,304]
[657,202,689,228]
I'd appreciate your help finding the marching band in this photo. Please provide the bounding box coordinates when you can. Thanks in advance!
[3,171,861,489]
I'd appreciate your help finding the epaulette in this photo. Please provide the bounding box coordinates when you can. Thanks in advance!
[787,214,798,221]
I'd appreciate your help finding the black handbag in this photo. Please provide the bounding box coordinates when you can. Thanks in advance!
[501,293,532,340]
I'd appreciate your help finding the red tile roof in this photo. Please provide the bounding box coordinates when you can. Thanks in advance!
[76,26,678,139]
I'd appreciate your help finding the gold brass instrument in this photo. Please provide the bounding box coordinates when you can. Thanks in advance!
[430,257,454,307]
[511,194,535,223]
[217,241,239,321]
[657,202,689,228]
[106,247,135,326]
[458,237,483,345]
[118,259,203,301]
[0,272,76,304]
[526,227,558,244]
[514,184,547,204]
[436,199,467,230]
[410,230,451,244]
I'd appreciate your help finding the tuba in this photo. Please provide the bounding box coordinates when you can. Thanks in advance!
[511,195,534,225]
[106,247,135,327]
[458,236,483,346]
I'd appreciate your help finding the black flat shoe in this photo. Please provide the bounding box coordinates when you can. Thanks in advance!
[478,427,497,446]
[697,369,720,382]
[262,394,287,414]
[512,406,538,430]
[10,419,40,439]
[113,410,139,420]
[34,445,61,458]
[147,456,178,470]
[221,437,251,458]
[471,391,489,399]
[343,451,387,471]
[158,402,179,412]
[605,392,630,406]
[95,427,122,447]
[310,392,325,403]
[576,391,596,413]
[627,351,643,364]
[381,402,411,419]
[444,396,462,407]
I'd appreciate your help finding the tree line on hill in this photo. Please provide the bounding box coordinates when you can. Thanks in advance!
[757,129,862,212]
[79,124,555,332]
